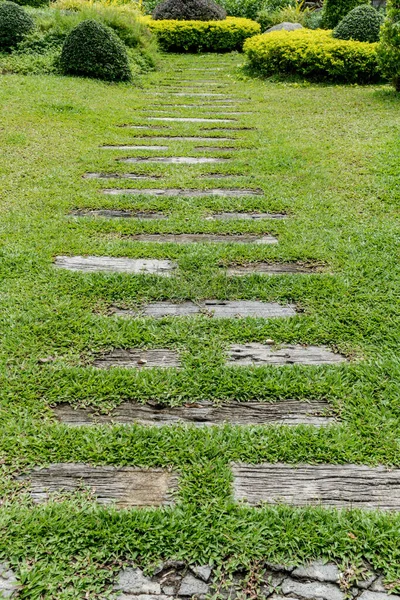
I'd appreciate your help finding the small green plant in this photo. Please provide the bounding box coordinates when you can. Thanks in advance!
[152,0,227,20]
[378,0,400,90]
[257,1,311,31]
[0,1,34,51]
[322,0,367,28]
[218,0,268,20]
[333,4,383,43]
[59,19,132,81]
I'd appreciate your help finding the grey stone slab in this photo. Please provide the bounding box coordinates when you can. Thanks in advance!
[360,592,400,600]
[102,188,261,197]
[208,212,286,220]
[232,463,400,509]
[125,234,278,245]
[93,349,180,369]
[102,145,168,150]
[54,256,176,275]
[227,343,346,366]
[83,172,161,180]
[226,263,320,276]
[191,566,212,582]
[120,300,295,319]
[292,562,340,583]
[147,117,236,123]
[370,578,388,593]
[357,574,378,590]
[71,210,167,220]
[137,136,234,142]
[281,579,344,600]
[195,146,237,152]
[115,595,173,600]
[18,464,177,507]
[158,105,236,110]
[116,568,161,594]
[120,157,226,164]
[178,573,209,596]
[0,562,18,599]
[53,399,335,427]
[154,92,232,97]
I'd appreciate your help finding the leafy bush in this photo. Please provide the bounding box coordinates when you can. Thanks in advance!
[0,1,34,51]
[218,0,267,20]
[144,15,260,51]
[333,4,383,42]
[59,19,132,81]
[243,28,381,83]
[378,0,400,91]
[257,4,312,30]
[303,8,323,28]
[11,0,48,8]
[322,0,367,28]
[152,0,226,21]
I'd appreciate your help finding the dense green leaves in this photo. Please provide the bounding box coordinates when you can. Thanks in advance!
[323,0,367,28]
[378,0,400,91]
[0,1,34,51]
[152,0,227,20]
[333,4,384,43]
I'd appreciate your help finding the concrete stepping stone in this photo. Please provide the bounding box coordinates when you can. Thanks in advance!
[232,463,400,510]
[18,464,177,507]
[147,117,236,123]
[226,263,320,275]
[119,157,227,164]
[113,300,295,319]
[53,399,335,427]
[83,172,161,180]
[154,92,233,97]
[227,343,346,366]
[93,349,180,369]
[71,210,167,220]
[122,234,278,245]
[158,104,236,109]
[102,145,168,150]
[208,212,286,220]
[0,562,19,599]
[194,146,237,152]
[102,188,261,197]
[133,136,235,142]
[54,256,176,275]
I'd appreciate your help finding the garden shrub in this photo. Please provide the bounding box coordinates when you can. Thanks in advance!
[218,0,268,21]
[152,0,226,21]
[11,0,48,8]
[243,28,380,83]
[145,15,260,51]
[378,0,400,91]
[333,4,383,42]
[0,1,34,51]
[59,19,132,81]
[257,4,311,30]
[322,0,367,28]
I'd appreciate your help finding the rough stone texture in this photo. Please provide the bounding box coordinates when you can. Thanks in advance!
[360,593,400,600]
[120,157,226,164]
[292,561,340,583]
[147,117,235,123]
[208,212,286,220]
[227,343,346,366]
[265,21,304,32]
[191,566,212,582]
[232,463,400,509]
[102,145,168,150]
[135,136,234,141]
[370,578,388,593]
[93,349,180,369]
[102,188,261,197]
[117,568,161,594]
[281,580,344,600]
[114,300,295,319]
[0,562,19,599]
[154,92,231,97]
[53,399,335,427]
[72,210,167,220]
[54,256,176,275]
[226,263,321,275]
[117,234,278,245]
[178,573,209,596]
[194,146,237,151]
[18,464,177,507]
[83,172,161,180]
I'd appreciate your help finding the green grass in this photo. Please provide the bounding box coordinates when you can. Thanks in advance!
[1,52,400,598]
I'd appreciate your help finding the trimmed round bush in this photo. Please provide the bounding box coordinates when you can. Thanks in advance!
[333,4,384,43]
[152,0,226,21]
[145,15,260,51]
[59,19,132,82]
[0,1,34,52]
[243,29,381,83]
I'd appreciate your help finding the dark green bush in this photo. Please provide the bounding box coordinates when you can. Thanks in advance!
[59,19,131,81]
[152,0,227,21]
[333,4,383,42]
[11,0,48,8]
[323,0,367,27]
[0,1,34,51]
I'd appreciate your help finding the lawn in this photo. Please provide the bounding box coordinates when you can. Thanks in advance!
[0,52,400,598]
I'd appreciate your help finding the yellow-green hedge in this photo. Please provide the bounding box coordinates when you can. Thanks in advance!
[144,16,260,52]
[243,29,380,83]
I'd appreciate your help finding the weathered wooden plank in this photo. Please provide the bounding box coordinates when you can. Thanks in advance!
[53,400,335,427]
[93,349,180,369]
[113,300,295,319]
[208,212,286,220]
[71,210,167,220]
[227,344,346,366]
[101,188,262,197]
[119,157,226,164]
[227,263,321,275]
[54,256,176,275]
[232,463,400,510]
[18,464,177,507]
[123,234,278,245]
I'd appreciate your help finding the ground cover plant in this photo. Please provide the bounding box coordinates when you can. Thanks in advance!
[0,48,400,599]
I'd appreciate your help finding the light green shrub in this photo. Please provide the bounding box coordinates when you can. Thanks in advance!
[378,0,400,91]
[257,4,312,30]
[243,28,381,83]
